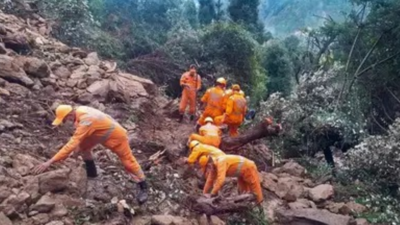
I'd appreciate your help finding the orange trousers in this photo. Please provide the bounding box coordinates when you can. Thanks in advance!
[179,91,196,115]
[214,115,241,137]
[197,108,224,126]
[188,133,221,148]
[79,135,145,182]
[237,163,263,203]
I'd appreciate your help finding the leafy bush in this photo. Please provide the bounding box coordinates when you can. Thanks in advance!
[345,118,400,188]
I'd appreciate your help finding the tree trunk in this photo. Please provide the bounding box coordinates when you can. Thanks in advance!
[188,194,256,215]
[219,119,282,152]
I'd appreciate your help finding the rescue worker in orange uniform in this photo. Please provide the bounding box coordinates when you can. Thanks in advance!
[33,105,148,205]
[196,77,226,130]
[201,154,263,204]
[179,64,202,122]
[188,117,222,148]
[186,140,225,166]
[214,84,247,137]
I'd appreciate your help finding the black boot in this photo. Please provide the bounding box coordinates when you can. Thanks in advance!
[137,181,148,205]
[190,115,195,121]
[84,160,98,178]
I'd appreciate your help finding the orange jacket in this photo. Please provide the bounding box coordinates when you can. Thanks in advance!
[51,106,126,162]
[203,155,255,195]
[222,89,245,109]
[187,144,225,165]
[180,71,201,95]
[225,93,247,124]
[201,86,225,114]
[199,123,222,137]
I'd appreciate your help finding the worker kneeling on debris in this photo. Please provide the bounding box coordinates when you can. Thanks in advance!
[33,105,148,205]
[186,140,225,169]
[201,154,263,204]
[214,84,247,137]
[188,117,222,148]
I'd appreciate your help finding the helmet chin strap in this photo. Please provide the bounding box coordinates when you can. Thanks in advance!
[191,142,200,151]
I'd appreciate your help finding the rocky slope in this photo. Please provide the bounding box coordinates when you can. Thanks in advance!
[0,9,370,225]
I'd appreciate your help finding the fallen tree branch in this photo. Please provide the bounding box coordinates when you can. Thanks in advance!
[189,194,256,215]
[219,119,282,152]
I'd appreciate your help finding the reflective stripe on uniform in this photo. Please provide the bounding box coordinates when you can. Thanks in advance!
[99,122,116,144]
[234,157,245,177]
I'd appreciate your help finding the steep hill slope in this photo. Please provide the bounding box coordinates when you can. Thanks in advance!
[0,9,370,225]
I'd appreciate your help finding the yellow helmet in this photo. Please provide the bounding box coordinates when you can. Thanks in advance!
[52,104,73,126]
[216,77,227,86]
[232,84,241,91]
[189,140,200,151]
[204,117,213,123]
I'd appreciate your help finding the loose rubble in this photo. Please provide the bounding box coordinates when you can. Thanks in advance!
[0,8,372,225]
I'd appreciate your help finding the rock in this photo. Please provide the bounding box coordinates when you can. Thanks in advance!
[355,218,370,225]
[273,161,305,177]
[66,79,78,88]
[5,82,32,97]
[2,33,30,53]
[0,24,6,35]
[308,184,334,202]
[151,215,191,225]
[325,202,345,214]
[288,199,315,210]
[276,208,354,225]
[0,43,7,54]
[38,169,70,194]
[119,72,157,95]
[198,214,208,225]
[70,71,86,79]
[12,154,41,176]
[0,212,12,225]
[77,79,87,89]
[22,176,40,202]
[210,216,225,225]
[31,193,56,213]
[46,221,64,225]
[16,191,30,205]
[269,177,304,202]
[0,55,34,87]
[0,87,10,96]
[53,66,71,79]
[20,57,51,78]
[67,166,87,196]
[51,204,68,217]
[32,213,50,225]
[84,52,100,66]
[339,202,367,215]
[0,186,12,202]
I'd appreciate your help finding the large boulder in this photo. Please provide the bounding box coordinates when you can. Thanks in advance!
[12,154,41,176]
[38,169,70,194]
[0,212,12,225]
[276,208,355,225]
[84,52,100,66]
[273,161,306,177]
[0,55,34,87]
[308,184,334,202]
[30,193,56,213]
[19,57,51,78]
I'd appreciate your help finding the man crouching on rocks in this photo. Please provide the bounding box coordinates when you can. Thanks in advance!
[33,104,148,205]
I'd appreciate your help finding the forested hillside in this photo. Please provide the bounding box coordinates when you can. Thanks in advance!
[1,0,400,224]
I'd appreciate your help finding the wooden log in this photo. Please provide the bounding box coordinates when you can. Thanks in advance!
[190,194,256,215]
[219,118,282,152]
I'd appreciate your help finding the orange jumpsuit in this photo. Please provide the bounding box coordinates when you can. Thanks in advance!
[203,155,263,203]
[51,106,145,182]
[188,143,225,176]
[214,90,245,126]
[197,86,225,125]
[179,72,201,116]
[188,123,222,147]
